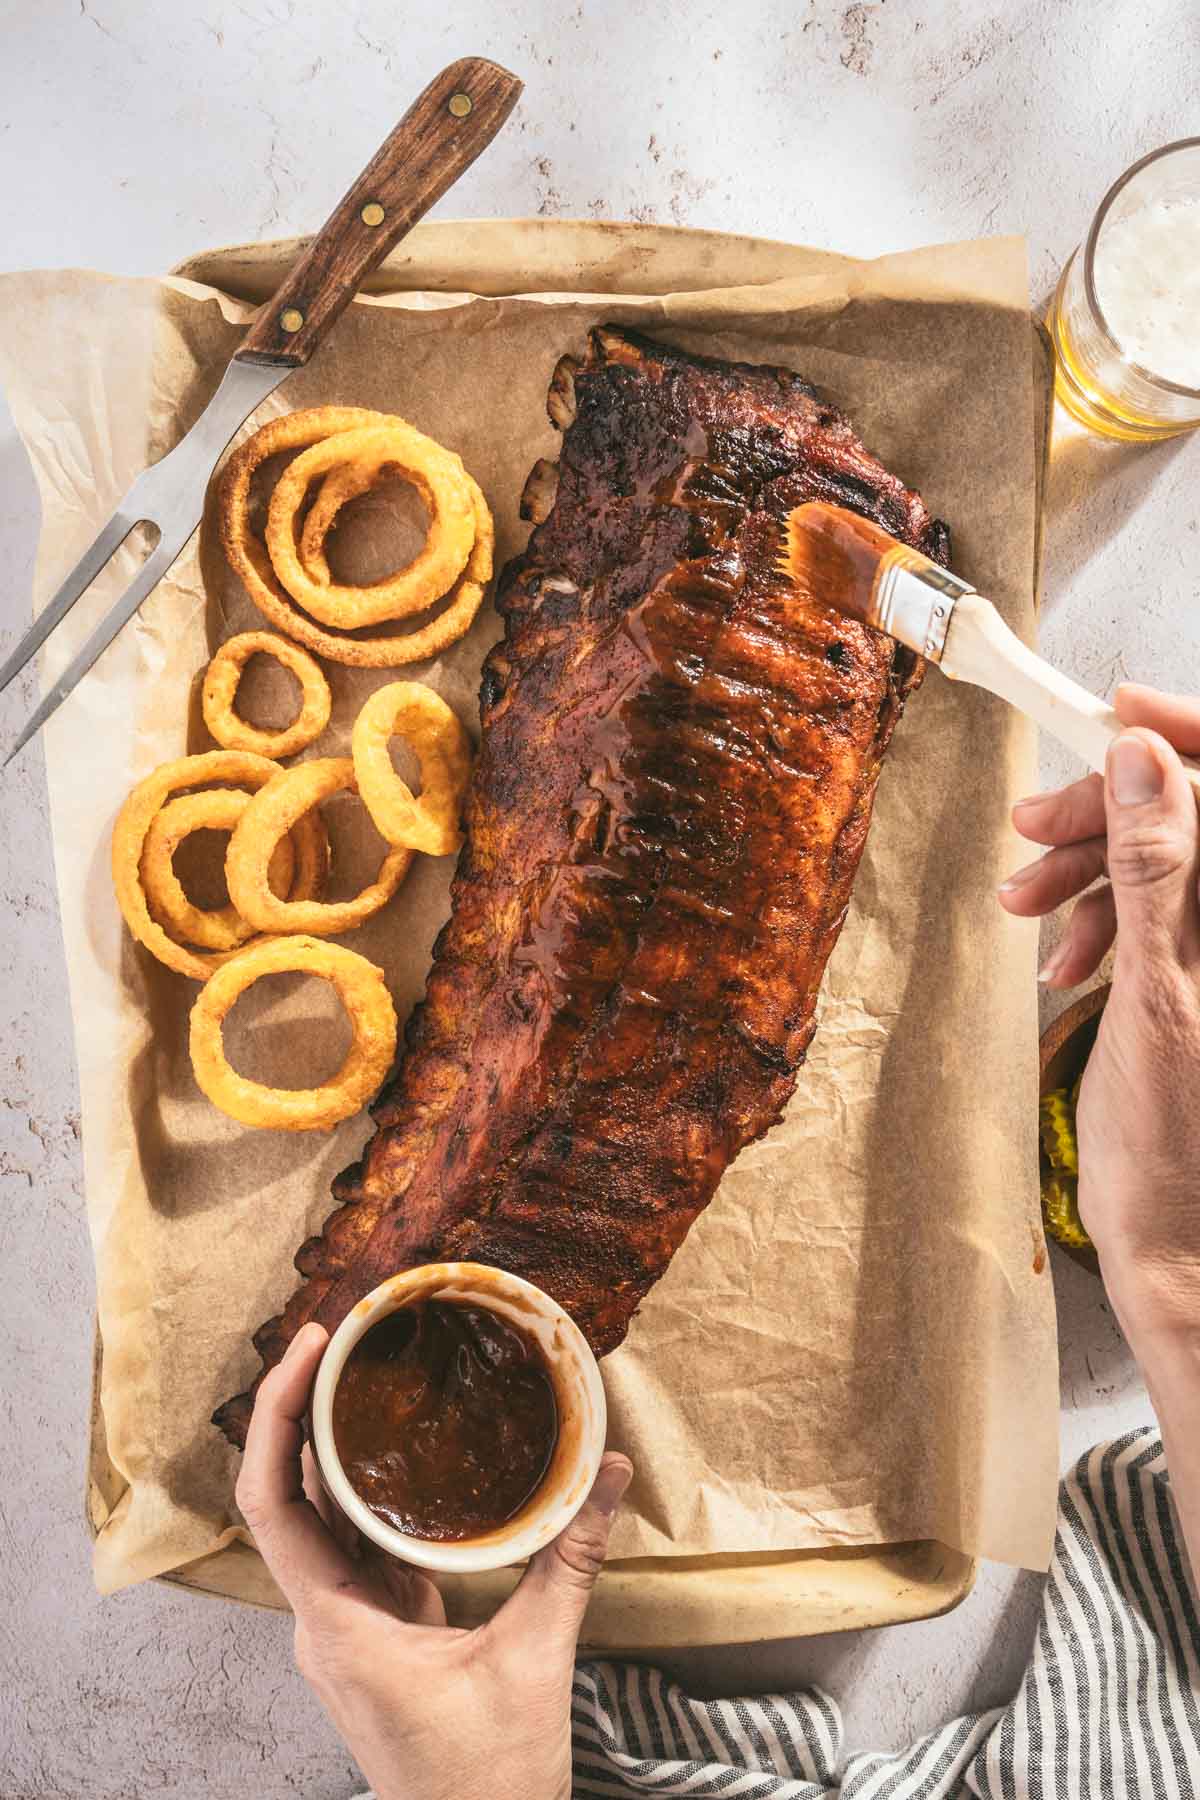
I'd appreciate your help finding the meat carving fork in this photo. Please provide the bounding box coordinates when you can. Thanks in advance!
[1,57,521,763]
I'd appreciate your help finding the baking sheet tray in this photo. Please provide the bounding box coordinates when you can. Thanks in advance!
[82,218,1055,1651]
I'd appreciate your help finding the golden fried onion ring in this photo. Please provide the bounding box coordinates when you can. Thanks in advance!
[226,756,412,937]
[265,423,475,629]
[297,456,379,578]
[351,683,473,857]
[201,630,331,759]
[219,408,494,667]
[188,935,397,1132]
[141,789,324,952]
[111,751,330,980]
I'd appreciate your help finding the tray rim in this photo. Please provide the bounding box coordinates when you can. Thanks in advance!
[86,215,1052,1649]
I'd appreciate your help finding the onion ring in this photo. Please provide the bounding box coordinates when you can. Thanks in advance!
[226,756,413,936]
[141,789,324,952]
[188,935,397,1132]
[351,683,473,857]
[111,751,330,980]
[219,408,494,666]
[201,631,331,759]
[297,456,380,579]
[264,423,475,628]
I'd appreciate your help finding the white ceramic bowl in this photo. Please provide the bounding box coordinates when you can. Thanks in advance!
[309,1262,607,1574]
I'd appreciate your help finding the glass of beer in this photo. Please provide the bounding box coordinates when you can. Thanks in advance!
[1048,138,1200,441]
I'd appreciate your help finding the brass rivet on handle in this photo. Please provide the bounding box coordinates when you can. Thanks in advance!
[280,308,305,333]
[448,91,473,118]
[361,202,385,227]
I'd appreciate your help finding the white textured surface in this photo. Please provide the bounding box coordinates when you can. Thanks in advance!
[2,3,1198,1794]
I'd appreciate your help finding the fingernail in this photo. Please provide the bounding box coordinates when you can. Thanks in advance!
[589,1460,633,1517]
[1012,792,1049,812]
[1038,944,1066,984]
[1109,734,1163,806]
[998,857,1043,892]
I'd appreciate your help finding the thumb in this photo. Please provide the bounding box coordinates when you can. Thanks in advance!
[493,1453,633,1654]
[1105,729,1200,967]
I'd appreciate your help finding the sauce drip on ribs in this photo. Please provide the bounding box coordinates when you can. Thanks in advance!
[215,324,948,1447]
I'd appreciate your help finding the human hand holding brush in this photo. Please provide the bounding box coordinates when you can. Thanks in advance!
[1003,688,1200,1581]
[778,507,1200,1574]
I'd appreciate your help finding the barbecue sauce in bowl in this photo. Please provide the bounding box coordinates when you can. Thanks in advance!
[330,1300,559,1542]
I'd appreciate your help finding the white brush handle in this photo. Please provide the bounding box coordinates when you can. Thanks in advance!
[940,593,1200,794]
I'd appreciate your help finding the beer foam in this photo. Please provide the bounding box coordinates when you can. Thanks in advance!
[1093,196,1200,390]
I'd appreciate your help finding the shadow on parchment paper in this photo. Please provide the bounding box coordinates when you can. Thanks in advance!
[125,1014,359,1224]
[160,1406,242,1522]
[849,691,1011,1556]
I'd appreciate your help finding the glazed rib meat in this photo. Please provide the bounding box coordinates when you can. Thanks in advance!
[215,324,949,1447]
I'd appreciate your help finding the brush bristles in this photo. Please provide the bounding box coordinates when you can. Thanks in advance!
[774,503,881,630]
[774,512,802,583]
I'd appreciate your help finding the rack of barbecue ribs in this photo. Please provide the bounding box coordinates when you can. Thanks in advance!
[215,324,950,1446]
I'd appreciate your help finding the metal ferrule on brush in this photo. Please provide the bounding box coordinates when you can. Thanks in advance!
[871,549,977,665]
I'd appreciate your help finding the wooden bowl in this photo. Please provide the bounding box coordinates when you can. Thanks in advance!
[1038,983,1109,1275]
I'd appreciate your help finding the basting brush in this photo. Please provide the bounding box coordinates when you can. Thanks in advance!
[777,501,1200,792]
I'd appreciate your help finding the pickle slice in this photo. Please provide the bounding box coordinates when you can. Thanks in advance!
[1041,1167,1092,1250]
[1040,1087,1079,1176]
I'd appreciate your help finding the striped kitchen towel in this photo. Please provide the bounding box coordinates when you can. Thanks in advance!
[572,1431,1200,1797]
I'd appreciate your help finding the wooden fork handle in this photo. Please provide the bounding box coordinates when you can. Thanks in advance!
[235,57,522,368]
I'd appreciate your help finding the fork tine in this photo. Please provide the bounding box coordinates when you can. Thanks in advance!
[4,534,185,765]
[0,506,139,697]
